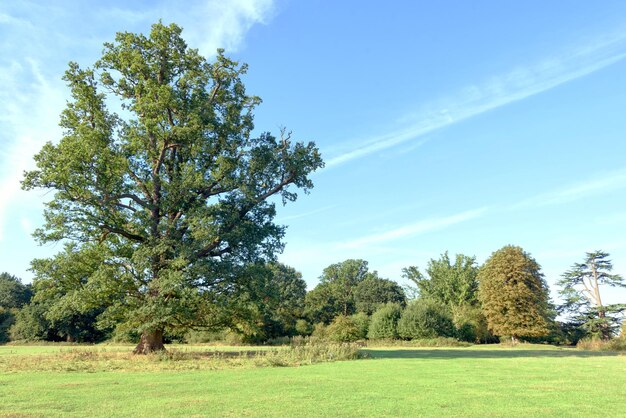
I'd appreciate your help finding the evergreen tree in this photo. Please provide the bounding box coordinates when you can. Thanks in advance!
[557,251,625,340]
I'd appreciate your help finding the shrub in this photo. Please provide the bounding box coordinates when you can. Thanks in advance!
[577,337,626,352]
[368,303,402,339]
[350,312,370,340]
[311,322,328,340]
[452,305,492,343]
[326,315,361,342]
[398,299,455,340]
[295,319,312,336]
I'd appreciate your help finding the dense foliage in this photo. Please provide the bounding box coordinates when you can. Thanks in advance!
[304,259,406,323]
[367,303,402,340]
[478,246,552,341]
[403,252,478,308]
[21,22,323,352]
[397,299,455,340]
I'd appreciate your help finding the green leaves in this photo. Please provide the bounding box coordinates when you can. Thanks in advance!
[21,21,324,342]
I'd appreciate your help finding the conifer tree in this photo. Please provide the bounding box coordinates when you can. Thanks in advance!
[558,251,625,340]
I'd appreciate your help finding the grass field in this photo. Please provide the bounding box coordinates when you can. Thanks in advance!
[1,344,625,417]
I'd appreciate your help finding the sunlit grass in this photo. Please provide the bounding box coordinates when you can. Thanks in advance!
[0,343,624,417]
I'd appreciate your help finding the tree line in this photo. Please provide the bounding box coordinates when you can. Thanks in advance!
[2,247,624,345]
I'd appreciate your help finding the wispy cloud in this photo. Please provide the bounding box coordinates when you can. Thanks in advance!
[99,0,276,55]
[511,168,626,210]
[276,204,339,222]
[0,59,65,241]
[336,207,488,249]
[326,29,626,168]
[0,0,277,241]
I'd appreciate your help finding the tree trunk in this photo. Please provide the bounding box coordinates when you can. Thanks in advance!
[133,329,165,354]
[598,310,611,340]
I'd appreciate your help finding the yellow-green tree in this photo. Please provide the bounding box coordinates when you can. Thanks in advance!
[478,245,551,342]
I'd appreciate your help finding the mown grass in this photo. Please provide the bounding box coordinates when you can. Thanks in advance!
[1,344,625,417]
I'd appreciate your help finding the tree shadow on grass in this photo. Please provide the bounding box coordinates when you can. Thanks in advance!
[364,348,624,360]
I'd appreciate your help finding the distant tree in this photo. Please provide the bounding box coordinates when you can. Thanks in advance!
[0,308,15,343]
[0,273,32,309]
[0,273,33,343]
[319,259,373,316]
[354,276,406,315]
[367,303,402,340]
[305,259,378,322]
[403,253,487,340]
[478,245,551,342]
[266,262,308,336]
[402,252,478,308]
[304,283,341,324]
[235,262,307,341]
[21,22,323,353]
[397,299,455,340]
[557,251,626,340]
[9,303,51,341]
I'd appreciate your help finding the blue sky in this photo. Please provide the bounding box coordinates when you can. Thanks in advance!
[1,0,626,305]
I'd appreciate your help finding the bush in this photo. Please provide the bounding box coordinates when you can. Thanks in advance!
[398,299,455,340]
[295,319,312,336]
[326,315,361,342]
[368,303,402,339]
[311,322,328,340]
[350,312,370,340]
[577,337,626,352]
[452,305,492,343]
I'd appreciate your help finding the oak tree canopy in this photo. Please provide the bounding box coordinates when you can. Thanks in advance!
[22,22,323,353]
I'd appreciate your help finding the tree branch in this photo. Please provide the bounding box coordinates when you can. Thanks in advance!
[99,224,145,243]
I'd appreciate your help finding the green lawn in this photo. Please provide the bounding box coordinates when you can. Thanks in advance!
[1,344,624,417]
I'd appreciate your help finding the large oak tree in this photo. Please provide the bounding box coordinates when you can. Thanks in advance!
[22,22,323,353]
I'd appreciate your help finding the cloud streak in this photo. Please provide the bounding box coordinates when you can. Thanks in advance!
[336,207,488,249]
[100,0,276,56]
[326,167,626,252]
[326,29,626,168]
[511,168,626,210]
[0,0,276,241]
